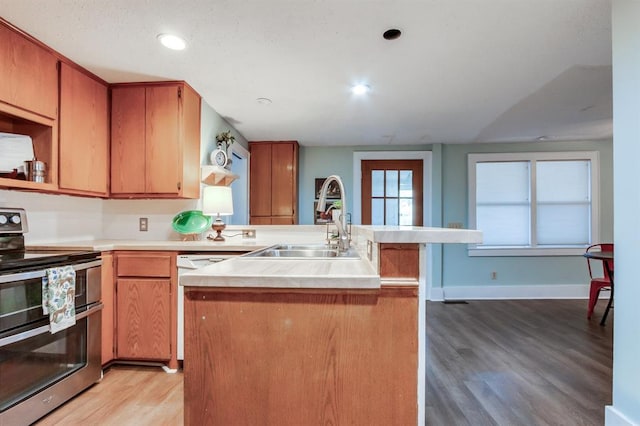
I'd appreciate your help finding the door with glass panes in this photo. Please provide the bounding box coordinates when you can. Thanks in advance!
[361,160,423,226]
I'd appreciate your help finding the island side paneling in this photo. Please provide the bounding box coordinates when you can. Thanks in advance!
[184,286,418,425]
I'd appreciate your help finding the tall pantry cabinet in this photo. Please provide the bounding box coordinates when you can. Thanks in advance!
[249,141,298,224]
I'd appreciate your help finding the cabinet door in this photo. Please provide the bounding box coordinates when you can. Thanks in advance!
[116,278,171,360]
[59,63,108,194]
[249,143,272,217]
[111,86,146,194]
[379,243,419,279]
[271,216,294,225]
[271,142,297,217]
[179,84,202,198]
[250,216,272,225]
[0,24,58,118]
[100,253,114,365]
[146,85,180,194]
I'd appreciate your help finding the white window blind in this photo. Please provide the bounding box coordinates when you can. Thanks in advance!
[476,161,530,246]
[536,160,591,246]
[468,152,599,256]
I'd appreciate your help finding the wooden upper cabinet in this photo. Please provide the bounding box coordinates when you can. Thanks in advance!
[0,22,58,119]
[110,82,201,198]
[58,63,109,195]
[249,141,298,224]
[111,86,146,194]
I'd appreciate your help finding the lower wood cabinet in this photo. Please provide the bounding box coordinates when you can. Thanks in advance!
[100,252,114,365]
[379,243,419,279]
[184,285,418,425]
[114,251,177,370]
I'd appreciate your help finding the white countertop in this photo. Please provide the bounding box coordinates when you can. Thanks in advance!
[27,225,481,290]
[178,226,481,290]
[180,254,381,289]
[27,224,482,251]
[356,225,482,244]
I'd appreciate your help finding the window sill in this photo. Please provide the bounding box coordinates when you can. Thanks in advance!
[468,246,587,257]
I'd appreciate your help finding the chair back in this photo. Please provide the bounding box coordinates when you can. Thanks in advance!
[585,243,614,280]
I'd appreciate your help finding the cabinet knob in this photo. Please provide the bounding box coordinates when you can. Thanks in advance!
[177,181,181,190]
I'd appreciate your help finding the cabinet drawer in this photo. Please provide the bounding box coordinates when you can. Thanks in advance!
[117,253,172,277]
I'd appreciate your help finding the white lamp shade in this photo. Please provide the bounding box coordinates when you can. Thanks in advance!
[202,186,234,216]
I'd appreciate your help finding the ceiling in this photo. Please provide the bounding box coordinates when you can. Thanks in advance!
[0,0,613,147]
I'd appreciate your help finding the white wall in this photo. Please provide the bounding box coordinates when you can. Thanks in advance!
[102,198,198,240]
[608,1,640,425]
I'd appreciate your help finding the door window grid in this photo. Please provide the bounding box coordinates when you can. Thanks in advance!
[371,169,414,225]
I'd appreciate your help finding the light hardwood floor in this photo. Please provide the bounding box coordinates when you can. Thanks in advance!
[34,365,183,426]
[35,300,612,426]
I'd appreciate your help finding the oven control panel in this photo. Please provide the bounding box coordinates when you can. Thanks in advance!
[0,208,28,234]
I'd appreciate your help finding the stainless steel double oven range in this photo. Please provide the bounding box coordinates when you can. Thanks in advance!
[0,208,103,425]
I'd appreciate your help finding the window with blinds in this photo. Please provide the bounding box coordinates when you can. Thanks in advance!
[468,152,599,256]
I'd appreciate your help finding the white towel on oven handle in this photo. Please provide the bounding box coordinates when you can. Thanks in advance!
[42,266,76,333]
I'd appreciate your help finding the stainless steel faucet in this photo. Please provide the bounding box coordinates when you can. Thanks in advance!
[316,175,349,251]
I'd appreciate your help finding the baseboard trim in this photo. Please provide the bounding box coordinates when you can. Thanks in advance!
[606,406,638,426]
[428,284,611,301]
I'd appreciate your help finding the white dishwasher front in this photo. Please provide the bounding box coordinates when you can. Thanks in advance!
[177,254,236,361]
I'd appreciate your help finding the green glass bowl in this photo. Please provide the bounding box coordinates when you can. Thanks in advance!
[171,210,213,235]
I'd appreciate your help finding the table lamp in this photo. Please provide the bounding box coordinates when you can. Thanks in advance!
[202,186,234,241]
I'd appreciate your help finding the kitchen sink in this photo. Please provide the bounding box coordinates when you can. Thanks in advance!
[245,244,360,259]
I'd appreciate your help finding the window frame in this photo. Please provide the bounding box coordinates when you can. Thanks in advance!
[468,151,600,256]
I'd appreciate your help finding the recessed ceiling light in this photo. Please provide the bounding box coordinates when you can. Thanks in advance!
[256,97,272,105]
[536,136,549,141]
[351,84,370,95]
[383,28,402,40]
[157,33,187,50]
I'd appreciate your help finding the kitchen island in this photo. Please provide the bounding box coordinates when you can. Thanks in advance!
[180,225,481,426]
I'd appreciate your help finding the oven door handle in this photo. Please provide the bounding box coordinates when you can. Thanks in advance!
[0,302,103,347]
[0,259,102,284]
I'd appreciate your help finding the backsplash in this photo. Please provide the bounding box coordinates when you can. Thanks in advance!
[0,189,103,243]
[0,189,199,243]
[103,199,199,240]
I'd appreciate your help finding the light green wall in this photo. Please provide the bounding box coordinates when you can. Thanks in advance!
[298,139,613,291]
[610,0,640,423]
[440,139,613,288]
[200,100,248,165]
[298,145,430,225]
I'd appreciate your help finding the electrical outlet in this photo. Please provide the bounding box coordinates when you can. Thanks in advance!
[242,229,256,238]
[491,271,497,280]
[139,217,148,232]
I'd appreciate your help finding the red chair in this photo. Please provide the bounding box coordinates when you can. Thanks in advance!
[585,243,614,319]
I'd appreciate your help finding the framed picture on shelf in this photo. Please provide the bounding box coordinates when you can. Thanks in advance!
[315,178,341,199]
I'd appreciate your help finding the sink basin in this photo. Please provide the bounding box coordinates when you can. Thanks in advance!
[246,244,360,259]
[257,249,340,258]
[271,244,336,251]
